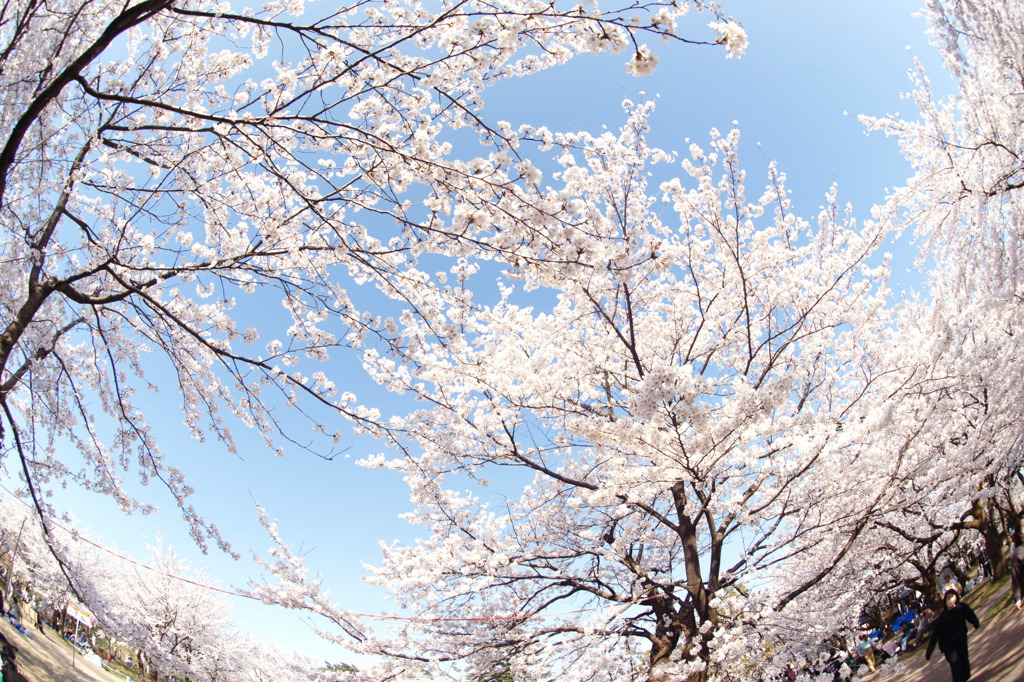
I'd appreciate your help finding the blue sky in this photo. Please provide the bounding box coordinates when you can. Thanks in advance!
[18,0,957,666]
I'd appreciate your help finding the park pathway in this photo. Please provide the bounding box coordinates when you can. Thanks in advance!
[866,578,1024,682]
[0,617,120,682]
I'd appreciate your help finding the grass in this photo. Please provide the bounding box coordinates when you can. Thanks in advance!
[965,574,1015,627]
[962,573,1006,611]
[48,627,130,681]
[966,569,1015,622]
[100,654,139,680]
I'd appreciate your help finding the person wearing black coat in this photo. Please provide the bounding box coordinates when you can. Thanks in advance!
[1011,529,1024,611]
[925,588,980,682]
[0,636,27,682]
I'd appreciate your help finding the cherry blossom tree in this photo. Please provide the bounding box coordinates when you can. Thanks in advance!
[0,492,319,681]
[13,0,1024,679]
[857,0,1024,583]
[100,539,235,679]
[808,289,1024,615]
[844,277,1024,587]
[240,3,1024,679]
[863,0,1022,289]
[0,0,743,555]
[763,275,1024,668]
[248,101,908,682]
[88,538,319,682]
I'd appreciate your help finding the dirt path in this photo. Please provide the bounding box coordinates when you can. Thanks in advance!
[0,618,123,682]
[866,579,1024,682]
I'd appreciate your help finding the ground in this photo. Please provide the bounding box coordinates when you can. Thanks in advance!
[865,576,1024,682]
[0,618,124,682]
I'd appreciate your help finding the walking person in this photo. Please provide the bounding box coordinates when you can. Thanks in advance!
[1011,529,1024,611]
[925,588,980,682]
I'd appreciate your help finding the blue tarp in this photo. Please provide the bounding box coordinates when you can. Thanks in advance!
[892,610,915,632]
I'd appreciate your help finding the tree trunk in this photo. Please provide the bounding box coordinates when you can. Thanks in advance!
[976,499,1009,578]
[982,522,1008,578]
[909,573,942,611]
[998,489,1022,542]
[959,498,1009,579]
[685,669,710,682]
[950,560,970,590]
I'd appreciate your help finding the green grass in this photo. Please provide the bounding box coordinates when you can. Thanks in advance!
[963,573,1012,627]
[100,654,139,680]
[47,627,129,681]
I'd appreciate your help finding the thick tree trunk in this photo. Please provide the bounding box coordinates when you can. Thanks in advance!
[648,482,718,682]
[981,521,1008,578]
[910,574,942,611]
[975,498,1009,578]
[648,597,696,681]
[958,498,1009,579]
[685,669,710,682]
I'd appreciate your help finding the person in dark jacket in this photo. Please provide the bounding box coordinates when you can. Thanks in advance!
[925,588,980,682]
[1,638,27,682]
[1011,529,1024,610]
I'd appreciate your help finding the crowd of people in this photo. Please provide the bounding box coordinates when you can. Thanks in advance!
[779,529,1024,682]
[852,597,931,675]
[801,588,979,682]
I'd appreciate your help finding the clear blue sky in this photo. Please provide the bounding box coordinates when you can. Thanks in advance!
[24,0,955,666]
